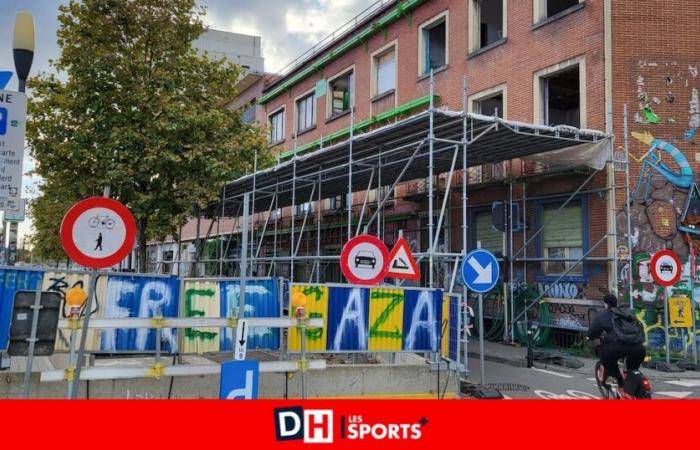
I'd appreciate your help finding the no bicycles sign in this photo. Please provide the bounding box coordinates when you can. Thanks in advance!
[60,197,137,269]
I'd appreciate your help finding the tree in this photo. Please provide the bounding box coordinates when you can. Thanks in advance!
[27,0,269,271]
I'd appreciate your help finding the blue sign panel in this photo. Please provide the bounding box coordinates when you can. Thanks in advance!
[220,360,259,399]
[220,278,280,351]
[461,249,500,293]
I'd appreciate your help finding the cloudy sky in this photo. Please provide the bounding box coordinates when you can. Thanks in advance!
[0,0,374,239]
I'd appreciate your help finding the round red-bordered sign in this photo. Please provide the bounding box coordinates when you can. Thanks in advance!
[650,249,682,287]
[60,197,137,269]
[340,234,390,285]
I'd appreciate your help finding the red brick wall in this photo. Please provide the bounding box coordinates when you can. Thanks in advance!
[264,0,606,149]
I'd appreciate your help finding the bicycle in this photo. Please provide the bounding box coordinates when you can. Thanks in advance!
[594,354,652,400]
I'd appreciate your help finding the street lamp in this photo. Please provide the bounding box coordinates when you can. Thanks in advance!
[13,11,35,93]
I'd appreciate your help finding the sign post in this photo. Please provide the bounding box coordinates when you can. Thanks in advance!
[650,249,682,366]
[462,246,500,385]
[60,196,136,398]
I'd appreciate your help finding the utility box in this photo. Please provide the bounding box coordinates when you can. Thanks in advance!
[8,290,62,356]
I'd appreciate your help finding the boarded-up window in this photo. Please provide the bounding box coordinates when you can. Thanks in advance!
[474,211,503,254]
[542,203,583,275]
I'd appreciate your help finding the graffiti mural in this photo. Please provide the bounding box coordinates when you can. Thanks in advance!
[288,284,444,353]
[181,278,281,354]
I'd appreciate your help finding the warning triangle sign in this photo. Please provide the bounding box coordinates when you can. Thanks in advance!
[386,237,421,280]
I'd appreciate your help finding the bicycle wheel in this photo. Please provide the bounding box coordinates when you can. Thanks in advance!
[594,361,611,399]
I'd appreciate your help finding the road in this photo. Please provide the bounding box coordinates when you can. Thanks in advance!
[466,358,700,399]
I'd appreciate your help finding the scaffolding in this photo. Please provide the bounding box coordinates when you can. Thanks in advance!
[151,72,626,362]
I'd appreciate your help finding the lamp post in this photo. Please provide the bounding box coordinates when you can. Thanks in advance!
[6,12,35,265]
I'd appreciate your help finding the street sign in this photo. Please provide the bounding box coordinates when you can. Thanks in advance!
[462,249,500,293]
[386,237,420,280]
[60,197,137,269]
[650,249,681,287]
[234,319,249,361]
[340,234,389,285]
[219,360,259,399]
[669,296,693,328]
[0,90,27,212]
[4,198,24,222]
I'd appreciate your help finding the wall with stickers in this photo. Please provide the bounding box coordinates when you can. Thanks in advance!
[287,283,457,358]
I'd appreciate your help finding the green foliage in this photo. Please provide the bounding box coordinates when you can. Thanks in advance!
[27,0,269,267]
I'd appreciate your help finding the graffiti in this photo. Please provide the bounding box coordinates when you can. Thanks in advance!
[631,131,693,203]
[288,284,444,353]
[537,282,583,300]
[181,278,281,354]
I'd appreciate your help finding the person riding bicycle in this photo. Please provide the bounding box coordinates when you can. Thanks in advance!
[587,294,646,388]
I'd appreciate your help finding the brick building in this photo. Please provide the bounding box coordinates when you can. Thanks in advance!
[166,0,700,351]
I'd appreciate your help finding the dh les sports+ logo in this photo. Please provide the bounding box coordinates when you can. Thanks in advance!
[273,406,426,444]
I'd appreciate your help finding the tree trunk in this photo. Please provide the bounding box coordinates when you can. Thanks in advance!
[137,219,148,273]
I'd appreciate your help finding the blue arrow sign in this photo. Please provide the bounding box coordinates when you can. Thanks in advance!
[461,249,500,293]
[0,72,12,90]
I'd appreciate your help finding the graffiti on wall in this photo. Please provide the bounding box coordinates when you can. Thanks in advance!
[288,284,445,353]
[181,278,281,354]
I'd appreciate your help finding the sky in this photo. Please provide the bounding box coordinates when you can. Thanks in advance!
[0,0,374,241]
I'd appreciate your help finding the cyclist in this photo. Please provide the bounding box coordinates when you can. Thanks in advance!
[587,294,646,389]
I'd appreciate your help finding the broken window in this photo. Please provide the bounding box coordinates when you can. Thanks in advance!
[269,109,284,143]
[542,202,583,275]
[541,66,580,127]
[328,70,354,117]
[475,0,504,49]
[296,92,315,132]
[473,93,503,117]
[374,47,396,96]
[420,15,447,74]
[546,0,580,18]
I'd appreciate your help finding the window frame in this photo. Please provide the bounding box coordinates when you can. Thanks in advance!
[535,195,588,282]
[267,106,286,144]
[468,0,507,54]
[418,11,449,76]
[294,88,317,135]
[326,65,355,120]
[533,0,584,25]
[533,56,586,128]
[370,40,398,99]
[468,208,504,256]
[468,83,508,119]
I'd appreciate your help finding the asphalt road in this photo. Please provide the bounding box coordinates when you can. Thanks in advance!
[465,358,700,399]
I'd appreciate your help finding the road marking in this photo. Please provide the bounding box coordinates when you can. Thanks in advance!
[586,378,596,382]
[531,368,574,379]
[656,391,693,399]
[665,379,700,388]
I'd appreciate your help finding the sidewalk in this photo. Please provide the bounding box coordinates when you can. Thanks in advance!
[470,340,700,381]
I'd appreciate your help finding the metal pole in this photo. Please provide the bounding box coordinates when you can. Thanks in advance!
[428,69,435,288]
[623,104,634,306]
[461,76,469,382]
[348,105,355,242]
[22,274,44,398]
[477,240,485,385]
[238,192,249,357]
[509,180,515,343]
[66,325,77,398]
[70,270,97,399]
[665,286,671,366]
[291,157,297,282]
[377,158,382,239]
[316,175,322,284]
[690,251,698,365]
[251,149,258,272]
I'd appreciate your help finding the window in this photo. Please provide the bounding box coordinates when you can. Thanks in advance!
[328,70,354,118]
[541,203,583,275]
[372,45,396,97]
[473,93,503,117]
[473,211,503,255]
[298,202,313,215]
[296,92,316,132]
[541,66,580,127]
[419,13,447,75]
[469,0,505,52]
[535,57,585,128]
[534,0,583,23]
[241,102,256,124]
[546,0,580,17]
[161,250,174,274]
[268,108,284,143]
[329,194,348,210]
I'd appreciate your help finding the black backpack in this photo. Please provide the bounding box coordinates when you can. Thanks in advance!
[610,308,645,345]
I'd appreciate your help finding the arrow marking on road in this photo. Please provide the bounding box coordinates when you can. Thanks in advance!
[468,257,492,284]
